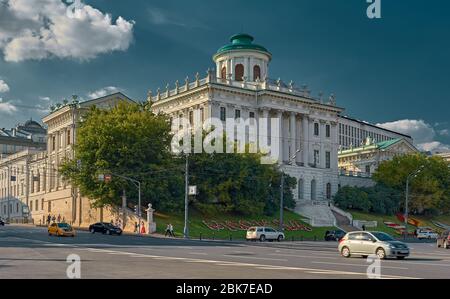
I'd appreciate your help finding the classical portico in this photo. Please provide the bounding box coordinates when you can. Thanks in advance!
[149,33,344,225]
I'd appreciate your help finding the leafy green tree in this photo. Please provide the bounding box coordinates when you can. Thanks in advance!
[373,154,450,214]
[60,102,182,209]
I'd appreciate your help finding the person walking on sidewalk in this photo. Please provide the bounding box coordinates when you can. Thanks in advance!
[169,223,175,237]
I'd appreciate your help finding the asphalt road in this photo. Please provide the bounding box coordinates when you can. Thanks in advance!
[1,224,449,279]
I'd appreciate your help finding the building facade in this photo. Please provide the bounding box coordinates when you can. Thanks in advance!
[0,120,46,159]
[338,115,413,151]
[338,137,419,177]
[150,33,344,213]
[0,93,142,228]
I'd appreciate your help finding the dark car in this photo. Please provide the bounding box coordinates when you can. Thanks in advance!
[89,222,122,235]
[0,219,4,226]
[437,230,450,249]
[324,230,346,241]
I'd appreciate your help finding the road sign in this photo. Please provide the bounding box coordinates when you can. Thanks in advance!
[188,185,198,196]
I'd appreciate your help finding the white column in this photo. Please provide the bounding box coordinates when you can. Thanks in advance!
[289,112,297,161]
[302,116,309,166]
[276,110,284,163]
[320,121,325,169]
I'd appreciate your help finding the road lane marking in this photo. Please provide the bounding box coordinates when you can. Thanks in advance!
[311,261,408,270]
[269,253,339,260]
[223,255,287,262]
[188,252,208,256]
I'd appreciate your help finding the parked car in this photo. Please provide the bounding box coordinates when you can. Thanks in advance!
[0,218,4,226]
[89,222,123,235]
[324,230,346,241]
[246,227,284,242]
[338,231,409,260]
[48,223,75,237]
[437,231,450,249]
[416,230,439,240]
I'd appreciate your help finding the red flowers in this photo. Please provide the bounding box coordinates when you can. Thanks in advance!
[202,219,312,232]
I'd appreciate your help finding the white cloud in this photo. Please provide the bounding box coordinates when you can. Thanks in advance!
[0,98,17,114]
[39,96,51,101]
[376,119,450,153]
[0,79,9,93]
[439,129,449,136]
[0,0,135,62]
[417,142,450,153]
[87,86,122,99]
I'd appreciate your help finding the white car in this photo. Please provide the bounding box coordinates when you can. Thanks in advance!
[246,226,285,242]
[417,230,439,240]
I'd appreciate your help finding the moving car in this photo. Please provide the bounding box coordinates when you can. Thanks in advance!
[324,230,346,241]
[48,223,75,237]
[338,231,409,260]
[437,231,450,249]
[416,230,438,240]
[246,227,284,242]
[89,222,123,235]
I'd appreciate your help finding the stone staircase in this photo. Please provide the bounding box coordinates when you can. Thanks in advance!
[294,201,336,227]
[332,211,358,232]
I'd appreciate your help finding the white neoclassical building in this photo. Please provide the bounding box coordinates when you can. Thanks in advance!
[149,34,344,225]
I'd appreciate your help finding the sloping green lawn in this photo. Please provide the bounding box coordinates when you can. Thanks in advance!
[154,209,334,241]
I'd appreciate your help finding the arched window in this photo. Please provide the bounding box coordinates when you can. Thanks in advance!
[235,64,244,81]
[298,179,304,200]
[221,67,227,79]
[253,65,261,81]
[311,179,317,201]
[326,183,332,200]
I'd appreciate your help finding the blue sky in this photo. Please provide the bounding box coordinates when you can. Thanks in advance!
[0,0,449,152]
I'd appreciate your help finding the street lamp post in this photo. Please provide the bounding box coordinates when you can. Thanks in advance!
[101,172,142,234]
[279,149,301,232]
[404,165,424,239]
[184,153,189,239]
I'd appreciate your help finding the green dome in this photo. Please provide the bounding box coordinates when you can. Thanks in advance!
[213,33,271,59]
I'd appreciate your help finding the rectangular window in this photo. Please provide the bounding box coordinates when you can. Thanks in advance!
[235,109,241,119]
[30,201,33,212]
[314,150,320,166]
[67,129,71,145]
[200,108,204,122]
[326,125,330,138]
[220,107,226,122]
[326,151,331,169]
[41,199,44,210]
[314,123,319,136]
[52,136,56,151]
[249,112,255,118]
[189,111,194,126]
[35,200,38,211]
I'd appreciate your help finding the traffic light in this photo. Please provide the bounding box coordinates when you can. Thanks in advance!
[134,205,138,214]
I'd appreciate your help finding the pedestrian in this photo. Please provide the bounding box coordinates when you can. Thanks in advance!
[362,224,366,231]
[140,221,146,234]
[62,216,65,223]
[52,215,56,223]
[134,222,138,233]
[169,223,175,237]
[165,224,171,237]
[47,215,51,225]
[57,214,61,223]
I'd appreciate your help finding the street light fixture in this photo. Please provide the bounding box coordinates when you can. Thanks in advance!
[100,172,142,234]
[279,149,301,232]
[404,165,425,239]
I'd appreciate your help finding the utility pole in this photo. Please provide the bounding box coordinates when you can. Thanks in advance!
[279,173,284,232]
[184,154,189,239]
[404,165,424,240]
[7,165,10,222]
[279,149,301,232]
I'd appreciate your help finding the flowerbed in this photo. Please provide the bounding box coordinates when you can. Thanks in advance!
[202,219,312,232]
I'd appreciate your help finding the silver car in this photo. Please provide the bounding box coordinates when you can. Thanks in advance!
[246,227,285,242]
[338,231,410,260]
